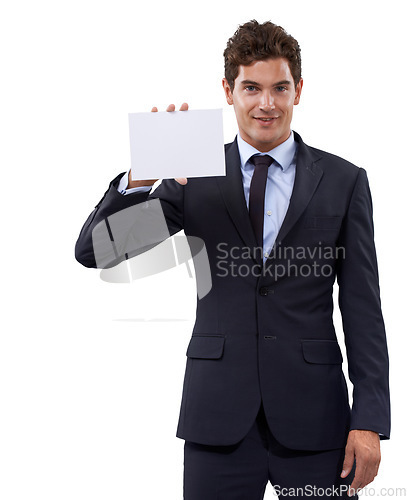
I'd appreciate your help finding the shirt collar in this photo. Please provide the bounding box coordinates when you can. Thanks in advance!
[237,131,296,172]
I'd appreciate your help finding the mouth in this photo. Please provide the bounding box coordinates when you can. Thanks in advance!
[254,117,278,124]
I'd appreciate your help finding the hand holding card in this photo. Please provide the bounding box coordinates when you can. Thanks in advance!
[127,104,225,187]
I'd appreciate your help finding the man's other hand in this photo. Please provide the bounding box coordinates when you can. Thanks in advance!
[127,103,189,188]
[341,429,381,496]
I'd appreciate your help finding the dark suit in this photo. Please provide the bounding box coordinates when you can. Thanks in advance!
[75,132,390,455]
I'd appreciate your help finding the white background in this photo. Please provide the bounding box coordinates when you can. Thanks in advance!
[0,0,405,498]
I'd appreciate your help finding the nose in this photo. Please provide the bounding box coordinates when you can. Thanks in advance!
[259,92,275,112]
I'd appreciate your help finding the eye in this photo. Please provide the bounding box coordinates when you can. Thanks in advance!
[275,86,288,92]
[245,85,258,92]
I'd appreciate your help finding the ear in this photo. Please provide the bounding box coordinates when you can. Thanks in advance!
[222,78,234,105]
[294,78,303,105]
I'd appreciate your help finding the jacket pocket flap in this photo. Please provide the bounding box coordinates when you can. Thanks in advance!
[302,340,343,364]
[186,335,225,359]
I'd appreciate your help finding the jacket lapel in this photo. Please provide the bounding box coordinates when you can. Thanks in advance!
[272,132,323,248]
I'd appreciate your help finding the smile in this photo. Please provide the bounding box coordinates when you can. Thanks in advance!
[254,117,278,124]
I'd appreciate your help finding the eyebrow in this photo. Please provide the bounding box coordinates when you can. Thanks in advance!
[240,79,292,87]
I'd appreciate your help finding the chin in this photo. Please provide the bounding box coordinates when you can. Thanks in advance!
[258,135,278,146]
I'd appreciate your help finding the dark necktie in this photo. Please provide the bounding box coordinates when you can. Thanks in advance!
[248,155,274,248]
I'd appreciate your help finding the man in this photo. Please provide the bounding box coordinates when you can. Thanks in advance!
[76,20,390,499]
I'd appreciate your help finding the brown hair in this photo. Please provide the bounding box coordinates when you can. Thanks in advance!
[224,20,302,92]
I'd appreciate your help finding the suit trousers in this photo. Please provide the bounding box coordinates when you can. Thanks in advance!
[184,404,357,500]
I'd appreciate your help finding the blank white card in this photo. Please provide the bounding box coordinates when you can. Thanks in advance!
[128,109,226,180]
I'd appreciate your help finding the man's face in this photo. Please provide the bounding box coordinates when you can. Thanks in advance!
[222,58,303,152]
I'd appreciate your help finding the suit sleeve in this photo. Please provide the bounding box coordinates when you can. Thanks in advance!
[336,168,390,439]
[75,174,185,268]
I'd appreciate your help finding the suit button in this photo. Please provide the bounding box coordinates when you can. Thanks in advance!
[259,287,268,296]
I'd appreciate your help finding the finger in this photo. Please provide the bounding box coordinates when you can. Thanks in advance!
[348,463,367,497]
[175,177,188,185]
[341,444,355,478]
[151,106,158,112]
[166,104,176,112]
[180,102,189,111]
[348,479,362,497]
[357,455,381,490]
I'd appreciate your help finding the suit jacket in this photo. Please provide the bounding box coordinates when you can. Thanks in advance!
[75,131,390,451]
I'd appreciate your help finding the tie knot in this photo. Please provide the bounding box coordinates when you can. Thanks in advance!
[250,155,274,169]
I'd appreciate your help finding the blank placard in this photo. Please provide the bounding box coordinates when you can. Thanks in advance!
[128,109,226,180]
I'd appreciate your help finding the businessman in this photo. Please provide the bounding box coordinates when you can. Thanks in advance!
[76,20,390,499]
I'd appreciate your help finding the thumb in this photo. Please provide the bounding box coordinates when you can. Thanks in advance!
[175,177,188,185]
[341,443,355,478]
